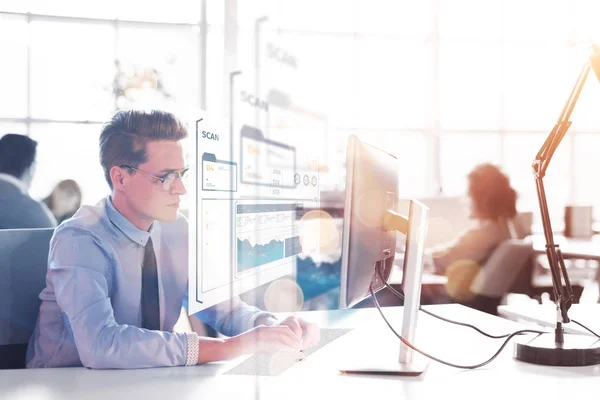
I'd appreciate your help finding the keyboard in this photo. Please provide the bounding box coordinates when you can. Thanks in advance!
[225,328,353,376]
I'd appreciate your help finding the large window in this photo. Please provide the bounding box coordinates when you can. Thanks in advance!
[0,14,28,119]
[0,4,203,206]
[3,0,600,228]
[436,0,600,229]
[440,134,502,196]
[356,38,428,130]
[503,133,572,231]
[574,134,600,221]
[29,124,106,206]
[30,19,115,121]
[439,43,503,130]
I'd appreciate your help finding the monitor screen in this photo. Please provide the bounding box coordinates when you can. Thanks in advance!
[339,135,399,309]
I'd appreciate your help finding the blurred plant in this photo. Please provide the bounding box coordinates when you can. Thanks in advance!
[110,59,173,111]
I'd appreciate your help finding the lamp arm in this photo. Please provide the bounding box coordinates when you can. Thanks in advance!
[532,62,591,339]
[534,63,591,178]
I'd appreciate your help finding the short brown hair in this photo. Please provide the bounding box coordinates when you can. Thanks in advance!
[99,110,188,189]
[0,134,37,179]
[468,163,517,220]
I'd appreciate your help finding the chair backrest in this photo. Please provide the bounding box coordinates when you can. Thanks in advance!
[0,228,53,369]
[470,239,534,298]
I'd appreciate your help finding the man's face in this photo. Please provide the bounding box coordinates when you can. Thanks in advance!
[123,140,187,224]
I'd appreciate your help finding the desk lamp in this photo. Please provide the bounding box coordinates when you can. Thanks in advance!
[515,44,600,366]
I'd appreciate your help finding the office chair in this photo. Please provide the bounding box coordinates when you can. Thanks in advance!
[465,239,535,315]
[0,228,53,369]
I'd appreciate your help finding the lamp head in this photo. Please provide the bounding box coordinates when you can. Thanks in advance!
[589,43,600,82]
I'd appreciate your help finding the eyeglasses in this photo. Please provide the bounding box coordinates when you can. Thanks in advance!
[120,165,189,191]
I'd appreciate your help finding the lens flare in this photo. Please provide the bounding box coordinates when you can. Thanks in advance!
[444,259,481,302]
[264,278,304,312]
[355,190,388,228]
[299,210,339,256]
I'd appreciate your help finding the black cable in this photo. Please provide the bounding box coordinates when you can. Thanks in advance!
[377,267,600,342]
[369,284,546,369]
[375,267,517,339]
[571,319,600,339]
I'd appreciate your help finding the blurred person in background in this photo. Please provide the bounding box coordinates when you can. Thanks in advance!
[43,179,82,224]
[428,163,527,303]
[0,134,57,229]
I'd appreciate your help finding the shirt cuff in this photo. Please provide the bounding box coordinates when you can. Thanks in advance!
[185,332,199,366]
[249,312,278,328]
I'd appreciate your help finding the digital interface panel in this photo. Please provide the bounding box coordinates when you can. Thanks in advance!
[188,94,321,313]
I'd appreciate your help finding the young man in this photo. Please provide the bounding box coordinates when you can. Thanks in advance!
[26,110,319,369]
[0,134,57,229]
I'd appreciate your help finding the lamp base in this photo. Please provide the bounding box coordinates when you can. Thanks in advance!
[515,333,600,366]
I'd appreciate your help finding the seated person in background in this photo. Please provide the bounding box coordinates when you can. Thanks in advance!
[27,110,319,369]
[43,179,82,224]
[429,163,526,302]
[0,134,57,229]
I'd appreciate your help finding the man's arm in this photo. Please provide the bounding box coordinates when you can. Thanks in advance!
[50,231,196,369]
[176,214,277,337]
[191,301,320,351]
[188,295,276,337]
[254,315,278,327]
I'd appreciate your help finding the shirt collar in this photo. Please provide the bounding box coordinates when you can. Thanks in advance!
[105,197,154,247]
[0,173,28,194]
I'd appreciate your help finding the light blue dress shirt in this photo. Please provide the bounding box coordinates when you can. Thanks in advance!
[26,197,272,369]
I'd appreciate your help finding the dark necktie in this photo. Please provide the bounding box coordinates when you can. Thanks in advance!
[142,237,160,330]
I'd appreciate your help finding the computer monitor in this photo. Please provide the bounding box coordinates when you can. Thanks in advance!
[339,135,430,375]
[340,135,398,309]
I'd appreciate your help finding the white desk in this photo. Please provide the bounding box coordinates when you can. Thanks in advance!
[531,234,600,262]
[2,304,600,400]
[498,303,600,336]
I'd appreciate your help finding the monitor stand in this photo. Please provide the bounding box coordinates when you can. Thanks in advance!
[339,210,429,376]
[338,266,428,375]
[339,356,428,376]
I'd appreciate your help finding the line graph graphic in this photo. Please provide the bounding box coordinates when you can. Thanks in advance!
[235,203,302,273]
[237,238,285,271]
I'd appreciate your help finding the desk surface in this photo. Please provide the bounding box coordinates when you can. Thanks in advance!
[530,234,600,261]
[498,303,600,336]
[2,304,600,400]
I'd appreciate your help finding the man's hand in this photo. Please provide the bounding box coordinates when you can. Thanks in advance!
[275,316,321,350]
[220,324,303,360]
[197,318,321,364]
